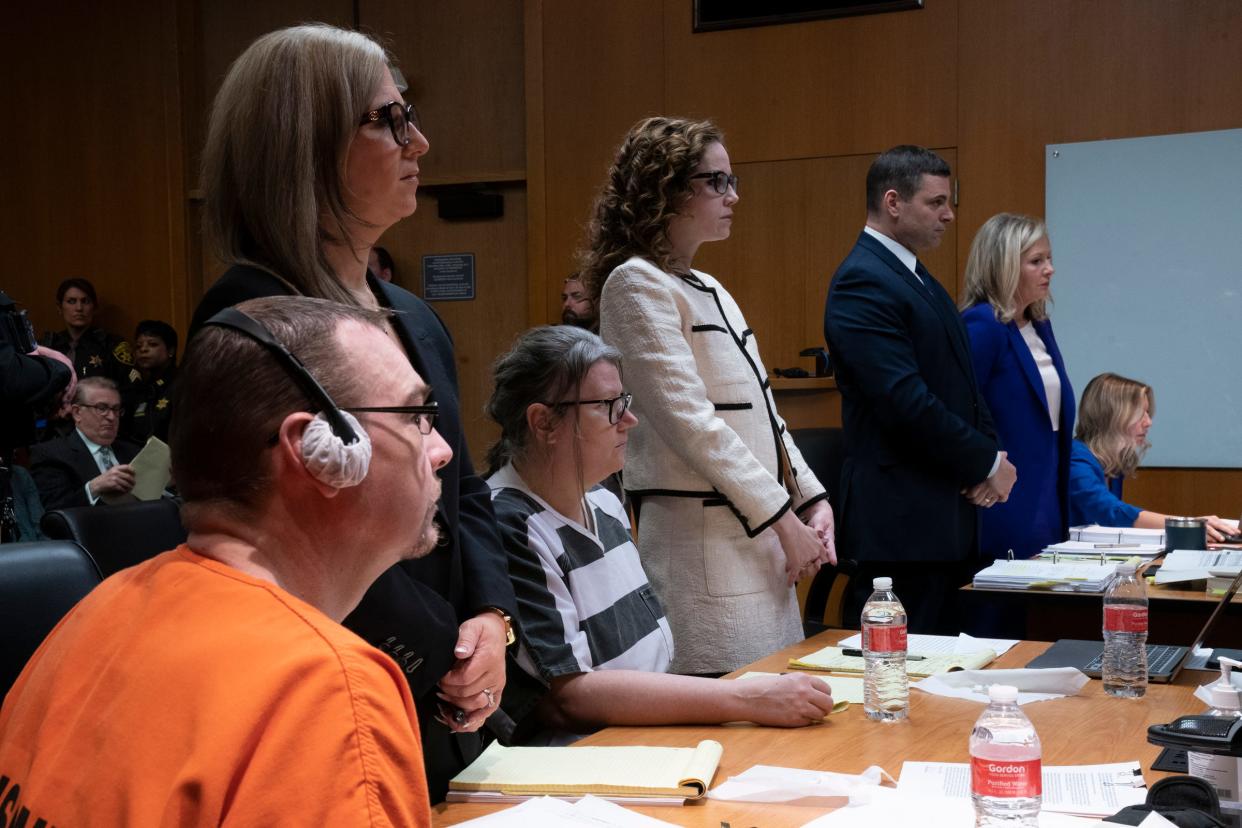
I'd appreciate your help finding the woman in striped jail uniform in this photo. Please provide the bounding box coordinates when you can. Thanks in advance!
[580,116,836,676]
[484,325,834,744]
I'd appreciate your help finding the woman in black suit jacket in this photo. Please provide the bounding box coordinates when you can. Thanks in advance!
[960,213,1074,560]
[186,24,515,801]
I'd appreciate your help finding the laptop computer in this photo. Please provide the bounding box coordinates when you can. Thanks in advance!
[1025,568,1242,683]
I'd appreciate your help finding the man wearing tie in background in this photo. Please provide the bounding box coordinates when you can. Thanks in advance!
[824,146,1015,634]
[29,376,139,509]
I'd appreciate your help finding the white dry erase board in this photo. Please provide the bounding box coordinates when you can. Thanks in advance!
[1046,127,1242,468]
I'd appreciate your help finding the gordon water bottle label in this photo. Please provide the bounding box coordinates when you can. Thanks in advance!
[971,757,1042,798]
[864,623,907,652]
[1104,605,1148,633]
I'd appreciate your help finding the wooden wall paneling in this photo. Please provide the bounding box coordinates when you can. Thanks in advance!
[539,0,666,324]
[663,0,959,164]
[525,0,548,327]
[379,187,529,457]
[360,0,526,186]
[0,0,188,343]
[1125,469,1242,522]
[956,0,1242,275]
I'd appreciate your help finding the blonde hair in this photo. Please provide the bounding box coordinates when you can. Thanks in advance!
[578,116,723,300]
[202,24,390,306]
[960,213,1050,323]
[1075,372,1155,479]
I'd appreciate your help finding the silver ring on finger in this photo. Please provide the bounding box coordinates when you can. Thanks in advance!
[483,687,497,708]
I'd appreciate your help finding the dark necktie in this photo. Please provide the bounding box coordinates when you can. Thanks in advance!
[99,446,116,471]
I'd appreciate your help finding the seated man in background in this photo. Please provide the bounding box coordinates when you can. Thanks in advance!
[122,318,178,443]
[560,273,598,332]
[29,376,139,509]
[0,296,444,825]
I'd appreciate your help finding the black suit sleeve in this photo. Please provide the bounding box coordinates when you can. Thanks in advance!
[420,305,516,617]
[826,266,997,485]
[0,342,71,408]
[29,442,91,510]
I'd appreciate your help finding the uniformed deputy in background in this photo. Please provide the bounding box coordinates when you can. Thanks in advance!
[41,278,136,386]
[122,319,178,444]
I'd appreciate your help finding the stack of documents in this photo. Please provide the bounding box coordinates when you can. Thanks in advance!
[1039,540,1163,561]
[973,560,1118,592]
[897,760,1147,817]
[1069,524,1166,546]
[790,646,998,677]
[1154,549,1242,585]
[447,740,722,804]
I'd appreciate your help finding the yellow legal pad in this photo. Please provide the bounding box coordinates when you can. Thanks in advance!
[789,646,997,677]
[448,739,723,800]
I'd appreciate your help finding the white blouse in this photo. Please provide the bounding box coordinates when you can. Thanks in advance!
[1019,323,1061,431]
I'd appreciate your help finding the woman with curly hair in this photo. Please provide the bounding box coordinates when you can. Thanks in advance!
[581,116,836,676]
[1070,372,1232,539]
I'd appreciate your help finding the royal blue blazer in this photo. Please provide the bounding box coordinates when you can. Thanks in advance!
[962,304,1075,558]
[1068,439,1142,527]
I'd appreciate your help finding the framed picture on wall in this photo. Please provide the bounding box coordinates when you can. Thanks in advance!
[693,0,923,33]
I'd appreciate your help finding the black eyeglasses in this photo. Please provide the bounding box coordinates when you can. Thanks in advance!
[75,402,124,417]
[358,101,421,147]
[343,403,439,435]
[552,392,632,425]
[689,170,739,196]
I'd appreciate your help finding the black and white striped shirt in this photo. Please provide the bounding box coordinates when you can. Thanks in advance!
[487,463,673,737]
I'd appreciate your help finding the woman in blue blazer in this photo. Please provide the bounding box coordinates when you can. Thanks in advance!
[1071,373,1233,540]
[961,214,1074,560]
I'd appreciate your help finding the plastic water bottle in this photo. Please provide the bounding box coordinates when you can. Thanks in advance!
[1101,561,1148,698]
[861,576,908,721]
[970,684,1042,826]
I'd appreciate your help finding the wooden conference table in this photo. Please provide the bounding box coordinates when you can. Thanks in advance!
[433,629,1209,826]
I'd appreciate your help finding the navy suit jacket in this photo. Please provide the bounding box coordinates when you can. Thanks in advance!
[29,430,140,510]
[824,232,999,563]
[962,304,1075,559]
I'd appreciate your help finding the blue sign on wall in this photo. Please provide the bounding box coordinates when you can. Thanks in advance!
[422,253,476,301]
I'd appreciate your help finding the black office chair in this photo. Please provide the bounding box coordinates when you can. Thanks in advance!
[40,498,186,578]
[790,427,852,635]
[0,540,102,696]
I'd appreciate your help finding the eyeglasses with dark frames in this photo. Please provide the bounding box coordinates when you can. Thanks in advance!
[358,101,421,147]
[75,402,124,417]
[343,402,439,435]
[689,170,739,196]
[551,392,633,425]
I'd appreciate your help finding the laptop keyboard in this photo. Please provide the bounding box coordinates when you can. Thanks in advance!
[1084,644,1183,675]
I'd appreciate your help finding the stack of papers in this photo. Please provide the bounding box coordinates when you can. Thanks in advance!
[790,646,997,677]
[1154,549,1242,584]
[1070,524,1166,546]
[897,761,1147,817]
[447,740,723,804]
[1039,540,1163,561]
[973,560,1118,592]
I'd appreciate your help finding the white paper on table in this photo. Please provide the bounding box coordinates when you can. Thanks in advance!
[735,671,865,704]
[835,632,1020,658]
[1156,549,1242,583]
[913,668,1089,704]
[453,795,678,827]
[1136,812,1178,828]
[707,764,894,803]
[798,786,1104,827]
[898,761,1146,817]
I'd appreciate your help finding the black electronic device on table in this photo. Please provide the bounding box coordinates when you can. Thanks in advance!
[1025,569,1242,682]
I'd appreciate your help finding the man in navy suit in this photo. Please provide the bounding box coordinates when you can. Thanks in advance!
[824,146,1016,634]
[30,377,140,510]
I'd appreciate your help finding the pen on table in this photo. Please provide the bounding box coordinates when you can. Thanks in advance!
[841,648,925,661]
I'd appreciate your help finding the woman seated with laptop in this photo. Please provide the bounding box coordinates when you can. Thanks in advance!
[1069,372,1233,541]
[483,326,835,745]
